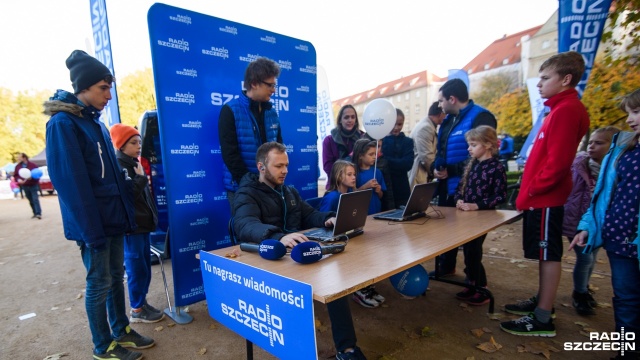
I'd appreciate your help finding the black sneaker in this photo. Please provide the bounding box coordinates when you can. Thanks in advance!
[143,303,163,315]
[587,290,598,308]
[93,341,142,360]
[572,291,596,315]
[466,291,491,306]
[500,313,556,337]
[504,296,556,318]
[455,287,476,301]
[130,306,165,323]
[116,326,155,349]
[427,269,456,278]
[336,346,367,360]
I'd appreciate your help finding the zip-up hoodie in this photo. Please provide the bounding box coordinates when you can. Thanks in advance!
[44,90,136,248]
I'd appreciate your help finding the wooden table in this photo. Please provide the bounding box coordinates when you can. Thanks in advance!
[208,207,520,304]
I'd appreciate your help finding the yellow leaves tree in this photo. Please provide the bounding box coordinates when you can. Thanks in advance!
[116,68,156,127]
[582,60,640,129]
[486,87,532,138]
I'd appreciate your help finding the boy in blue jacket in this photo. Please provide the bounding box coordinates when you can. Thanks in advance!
[44,50,154,360]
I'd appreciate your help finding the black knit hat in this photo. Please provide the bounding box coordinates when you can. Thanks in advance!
[65,50,112,94]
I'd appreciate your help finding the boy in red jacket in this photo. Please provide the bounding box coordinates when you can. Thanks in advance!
[500,51,590,337]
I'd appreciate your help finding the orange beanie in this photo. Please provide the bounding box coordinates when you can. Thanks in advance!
[109,124,140,150]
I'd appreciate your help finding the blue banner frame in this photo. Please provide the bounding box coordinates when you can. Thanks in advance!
[148,3,318,307]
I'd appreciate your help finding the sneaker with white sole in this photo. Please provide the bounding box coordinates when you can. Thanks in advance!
[367,286,385,304]
[116,326,155,349]
[499,313,556,337]
[143,303,163,315]
[93,340,142,360]
[504,296,556,318]
[130,306,165,323]
[352,288,380,308]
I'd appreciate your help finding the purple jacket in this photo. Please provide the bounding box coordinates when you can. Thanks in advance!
[322,127,364,177]
[563,152,596,238]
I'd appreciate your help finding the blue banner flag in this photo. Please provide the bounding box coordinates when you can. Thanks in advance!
[89,0,121,126]
[558,0,612,97]
[148,4,318,307]
[448,69,470,92]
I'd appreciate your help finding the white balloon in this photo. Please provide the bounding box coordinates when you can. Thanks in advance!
[362,99,396,139]
[18,168,31,179]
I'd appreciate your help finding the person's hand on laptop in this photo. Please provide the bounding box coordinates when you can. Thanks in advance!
[324,217,336,228]
[280,233,309,248]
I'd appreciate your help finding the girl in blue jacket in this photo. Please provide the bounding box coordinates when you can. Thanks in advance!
[571,89,640,357]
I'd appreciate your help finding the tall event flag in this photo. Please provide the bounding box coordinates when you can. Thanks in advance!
[89,0,121,126]
[148,4,318,307]
[558,0,612,98]
[448,69,470,92]
[316,65,334,180]
[526,78,544,127]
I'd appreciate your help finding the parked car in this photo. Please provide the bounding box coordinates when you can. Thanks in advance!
[38,166,55,195]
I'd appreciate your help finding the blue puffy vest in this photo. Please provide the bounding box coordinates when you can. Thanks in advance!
[222,93,280,191]
[443,104,489,195]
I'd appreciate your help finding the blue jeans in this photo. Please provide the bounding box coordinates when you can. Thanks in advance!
[607,251,640,348]
[124,233,152,309]
[22,185,41,216]
[573,243,599,293]
[79,236,130,354]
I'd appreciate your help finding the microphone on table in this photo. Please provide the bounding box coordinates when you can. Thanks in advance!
[239,239,287,260]
[290,241,346,264]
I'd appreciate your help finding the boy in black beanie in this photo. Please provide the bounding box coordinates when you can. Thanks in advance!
[44,50,155,360]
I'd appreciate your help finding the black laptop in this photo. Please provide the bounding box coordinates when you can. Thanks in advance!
[373,182,438,221]
[303,189,372,242]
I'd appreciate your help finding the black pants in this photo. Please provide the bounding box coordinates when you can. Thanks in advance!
[462,234,487,287]
[327,296,357,352]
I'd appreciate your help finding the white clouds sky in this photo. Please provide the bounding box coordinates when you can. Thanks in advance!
[0,0,558,100]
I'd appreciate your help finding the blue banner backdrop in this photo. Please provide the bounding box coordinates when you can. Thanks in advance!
[89,0,121,126]
[558,0,612,98]
[200,251,316,359]
[148,3,318,307]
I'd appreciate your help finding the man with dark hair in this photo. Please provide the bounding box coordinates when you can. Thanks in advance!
[431,78,497,276]
[409,101,446,186]
[233,142,367,359]
[219,57,283,211]
[45,50,154,360]
[14,153,41,219]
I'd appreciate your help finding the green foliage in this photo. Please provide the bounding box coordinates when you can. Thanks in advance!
[602,0,640,66]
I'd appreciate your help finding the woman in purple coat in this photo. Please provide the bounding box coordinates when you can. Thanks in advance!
[322,105,364,179]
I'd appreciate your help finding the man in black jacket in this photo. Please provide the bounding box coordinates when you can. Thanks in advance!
[232,142,367,360]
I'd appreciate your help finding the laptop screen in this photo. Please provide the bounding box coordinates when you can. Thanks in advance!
[332,189,373,236]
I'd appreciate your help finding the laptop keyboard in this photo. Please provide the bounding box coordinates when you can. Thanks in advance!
[305,228,334,238]
[378,209,404,219]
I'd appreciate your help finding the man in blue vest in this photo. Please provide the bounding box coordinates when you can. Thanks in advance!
[431,78,497,276]
[219,57,282,212]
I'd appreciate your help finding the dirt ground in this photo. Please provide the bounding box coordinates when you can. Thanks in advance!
[0,195,620,360]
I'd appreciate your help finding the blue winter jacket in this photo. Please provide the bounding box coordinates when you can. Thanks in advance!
[222,93,280,191]
[44,90,136,248]
[437,102,491,195]
[578,131,640,260]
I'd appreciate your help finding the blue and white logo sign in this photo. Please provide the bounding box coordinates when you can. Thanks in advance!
[200,251,316,359]
[148,3,318,307]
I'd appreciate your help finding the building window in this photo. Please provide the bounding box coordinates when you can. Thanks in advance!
[542,40,550,49]
[405,93,410,100]
[415,90,420,98]
[415,104,420,114]
[484,63,490,70]
[502,58,509,65]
